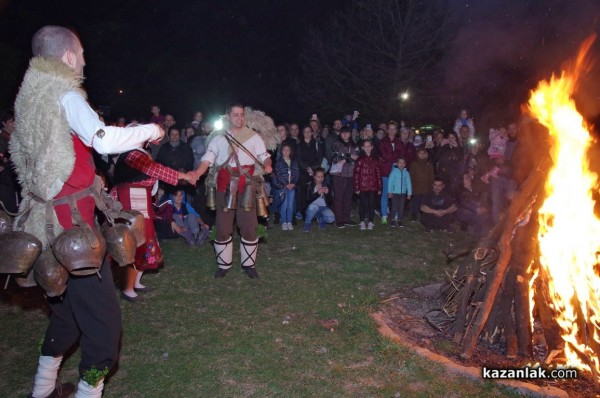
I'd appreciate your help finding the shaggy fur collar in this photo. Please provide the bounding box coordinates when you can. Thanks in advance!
[11,57,86,246]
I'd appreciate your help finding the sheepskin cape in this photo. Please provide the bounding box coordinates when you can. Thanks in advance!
[11,57,86,247]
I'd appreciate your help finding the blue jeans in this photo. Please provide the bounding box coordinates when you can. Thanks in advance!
[281,188,296,223]
[270,188,283,213]
[304,203,335,225]
[174,213,201,244]
[380,176,389,217]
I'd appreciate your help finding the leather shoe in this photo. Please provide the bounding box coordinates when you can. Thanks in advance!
[134,286,155,293]
[243,267,259,279]
[214,268,229,278]
[29,382,76,398]
[120,292,145,303]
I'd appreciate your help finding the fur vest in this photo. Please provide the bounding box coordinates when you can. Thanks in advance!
[11,57,86,246]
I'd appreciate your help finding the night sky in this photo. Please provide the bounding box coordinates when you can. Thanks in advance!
[1,0,599,129]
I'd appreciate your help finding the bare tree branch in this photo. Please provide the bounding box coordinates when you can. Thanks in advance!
[298,0,451,119]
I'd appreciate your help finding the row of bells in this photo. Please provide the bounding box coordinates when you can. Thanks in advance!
[206,184,269,217]
[0,210,145,297]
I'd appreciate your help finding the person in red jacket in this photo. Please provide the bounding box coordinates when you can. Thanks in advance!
[354,139,382,230]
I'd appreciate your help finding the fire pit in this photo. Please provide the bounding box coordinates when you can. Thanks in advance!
[442,36,600,385]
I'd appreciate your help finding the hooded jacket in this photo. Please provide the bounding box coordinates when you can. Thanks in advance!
[388,166,412,195]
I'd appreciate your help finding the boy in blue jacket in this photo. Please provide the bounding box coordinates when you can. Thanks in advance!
[387,157,412,227]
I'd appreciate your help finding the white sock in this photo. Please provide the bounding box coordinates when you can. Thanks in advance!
[75,378,104,398]
[32,355,62,398]
[134,270,145,289]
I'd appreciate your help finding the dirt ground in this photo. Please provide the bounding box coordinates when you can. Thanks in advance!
[378,283,600,398]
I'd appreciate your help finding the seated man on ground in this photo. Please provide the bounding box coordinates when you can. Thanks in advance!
[154,188,209,245]
[420,178,458,231]
[303,167,335,231]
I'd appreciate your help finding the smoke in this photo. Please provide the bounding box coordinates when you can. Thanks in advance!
[441,0,600,129]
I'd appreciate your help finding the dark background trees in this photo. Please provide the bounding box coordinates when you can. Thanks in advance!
[296,0,452,125]
[0,0,599,128]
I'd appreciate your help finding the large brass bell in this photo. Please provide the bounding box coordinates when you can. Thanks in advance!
[52,225,106,276]
[206,186,217,210]
[33,250,69,297]
[14,270,37,288]
[0,231,43,274]
[241,183,255,211]
[115,210,146,247]
[0,210,12,234]
[102,223,136,267]
[223,176,239,212]
[256,185,269,218]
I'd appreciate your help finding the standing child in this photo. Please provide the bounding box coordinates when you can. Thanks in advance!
[409,148,434,222]
[272,143,299,230]
[387,157,412,227]
[353,139,382,230]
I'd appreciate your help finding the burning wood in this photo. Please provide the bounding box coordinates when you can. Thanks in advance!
[443,36,600,384]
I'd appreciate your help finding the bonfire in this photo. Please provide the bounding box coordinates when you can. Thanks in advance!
[443,36,600,383]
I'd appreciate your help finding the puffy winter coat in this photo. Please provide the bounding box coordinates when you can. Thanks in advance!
[353,154,382,192]
[388,166,412,195]
[271,157,299,189]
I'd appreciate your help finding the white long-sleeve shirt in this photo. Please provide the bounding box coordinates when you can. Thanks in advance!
[60,91,162,155]
[201,132,270,168]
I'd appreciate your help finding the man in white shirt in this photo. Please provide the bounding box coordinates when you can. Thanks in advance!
[195,104,272,278]
[12,25,164,398]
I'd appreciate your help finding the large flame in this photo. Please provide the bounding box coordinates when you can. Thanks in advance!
[528,36,600,379]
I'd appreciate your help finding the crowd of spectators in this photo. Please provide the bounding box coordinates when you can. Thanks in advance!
[0,105,523,245]
[265,109,520,236]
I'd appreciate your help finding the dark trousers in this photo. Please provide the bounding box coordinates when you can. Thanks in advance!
[421,212,455,230]
[332,175,353,224]
[390,193,407,220]
[410,193,425,217]
[42,257,121,378]
[296,173,310,216]
[215,191,257,241]
[359,191,377,222]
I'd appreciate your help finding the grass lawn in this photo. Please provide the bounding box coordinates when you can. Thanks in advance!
[0,219,519,397]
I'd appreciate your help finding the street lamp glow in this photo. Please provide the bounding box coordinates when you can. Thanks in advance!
[400,92,409,101]
[214,118,224,130]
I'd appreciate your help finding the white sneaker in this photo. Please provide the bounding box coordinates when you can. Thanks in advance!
[359,221,366,230]
[282,223,288,231]
[367,222,374,230]
[288,223,294,231]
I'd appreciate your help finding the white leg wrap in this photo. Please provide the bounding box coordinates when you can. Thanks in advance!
[75,378,104,398]
[240,238,259,268]
[214,237,233,270]
[32,355,62,398]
